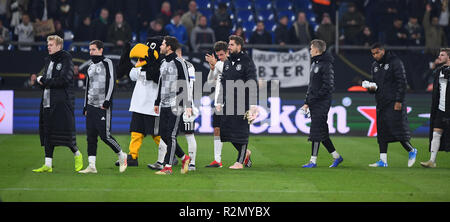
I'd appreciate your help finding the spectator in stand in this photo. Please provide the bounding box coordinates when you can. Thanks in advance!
[211,3,232,42]
[165,10,188,46]
[156,1,172,27]
[274,15,290,47]
[14,13,34,51]
[31,0,57,23]
[92,8,109,42]
[385,17,408,46]
[357,26,375,46]
[9,0,27,31]
[289,11,314,46]
[233,26,246,43]
[190,15,215,52]
[404,16,424,46]
[423,4,447,55]
[181,0,202,45]
[148,18,169,38]
[72,0,95,31]
[23,73,38,89]
[74,16,92,42]
[56,0,72,30]
[51,19,65,39]
[341,2,364,45]
[0,20,10,50]
[249,21,272,46]
[315,13,335,46]
[107,12,132,47]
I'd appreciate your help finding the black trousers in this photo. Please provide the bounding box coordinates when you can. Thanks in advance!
[86,105,121,156]
[160,107,185,165]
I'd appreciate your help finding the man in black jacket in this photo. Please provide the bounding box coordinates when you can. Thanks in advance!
[33,35,83,173]
[301,39,343,168]
[367,43,418,168]
[421,48,450,168]
[216,35,258,169]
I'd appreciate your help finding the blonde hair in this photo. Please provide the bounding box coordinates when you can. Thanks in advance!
[47,35,64,46]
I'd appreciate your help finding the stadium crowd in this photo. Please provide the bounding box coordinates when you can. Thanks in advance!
[0,0,448,52]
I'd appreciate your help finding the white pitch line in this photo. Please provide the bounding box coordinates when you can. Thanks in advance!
[0,187,447,195]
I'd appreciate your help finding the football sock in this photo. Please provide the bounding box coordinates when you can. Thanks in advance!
[45,157,52,168]
[129,132,144,159]
[310,156,317,164]
[158,139,167,164]
[214,136,223,163]
[380,153,387,163]
[331,151,340,159]
[430,131,442,162]
[400,141,414,152]
[185,134,197,165]
[88,156,96,168]
[74,150,81,156]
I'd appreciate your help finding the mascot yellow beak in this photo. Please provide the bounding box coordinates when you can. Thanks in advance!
[129,43,149,67]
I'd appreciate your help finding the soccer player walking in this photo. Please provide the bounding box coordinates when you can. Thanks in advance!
[79,40,127,173]
[33,35,83,173]
[301,39,343,168]
[216,35,258,169]
[154,36,192,175]
[421,48,450,168]
[367,43,418,167]
[205,41,228,168]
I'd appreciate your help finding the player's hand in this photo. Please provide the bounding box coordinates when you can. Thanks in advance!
[215,105,222,112]
[185,107,192,118]
[394,102,402,111]
[205,54,217,67]
[154,105,159,114]
[37,76,43,85]
[301,104,309,110]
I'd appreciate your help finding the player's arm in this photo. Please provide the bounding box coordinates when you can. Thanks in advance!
[40,55,74,89]
[102,59,115,109]
[393,59,407,108]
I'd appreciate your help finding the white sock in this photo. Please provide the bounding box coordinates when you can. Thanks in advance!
[430,131,442,162]
[185,134,197,165]
[88,156,96,168]
[74,150,81,156]
[45,157,52,167]
[158,139,167,164]
[331,151,340,159]
[214,136,223,163]
[310,156,317,164]
[380,153,387,163]
[117,151,124,157]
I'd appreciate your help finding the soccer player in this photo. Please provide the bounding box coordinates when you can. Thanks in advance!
[421,48,450,168]
[367,43,418,167]
[205,41,228,168]
[176,47,198,171]
[78,40,127,173]
[33,35,83,173]
[301,39,344,168]
[154,36,192,175]
[216,35,257,169]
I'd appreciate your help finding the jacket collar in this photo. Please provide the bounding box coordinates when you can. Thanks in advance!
[164,52,177,62]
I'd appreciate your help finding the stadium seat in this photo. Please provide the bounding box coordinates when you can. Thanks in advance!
[256,9,275,22]
[234,0,252,10]
[294,0,312,11]
[254,0,273,11]
[264,20,277,32]
[198,8,213,20]
[277,10,296,23]
[242,21,256,34]
[196,0,212,9]
[276,0,293,10]
[236,10,254,23]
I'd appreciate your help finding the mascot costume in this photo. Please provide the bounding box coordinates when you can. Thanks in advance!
[115,36,169,167]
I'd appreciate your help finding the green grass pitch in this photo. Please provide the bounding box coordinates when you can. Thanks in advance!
[1,134,450,202]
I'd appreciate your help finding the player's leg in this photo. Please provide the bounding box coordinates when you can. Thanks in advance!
[400,140,417,167]
[33,145,55,173]
[303,141,319,168]
[207,113,223,167]
[185,133,197,171]
[322,138,343,168]
[421,128,442,168]
[229,142,248,169]
[369,141,388,167]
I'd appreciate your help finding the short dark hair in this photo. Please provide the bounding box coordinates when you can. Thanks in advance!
[229,35,244,47]
[164,35,179,51]
[310,39,326,53]
[440,48,450,56]
[371,42,385,50]
[89,40,104,49]
[214,41,228,52]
